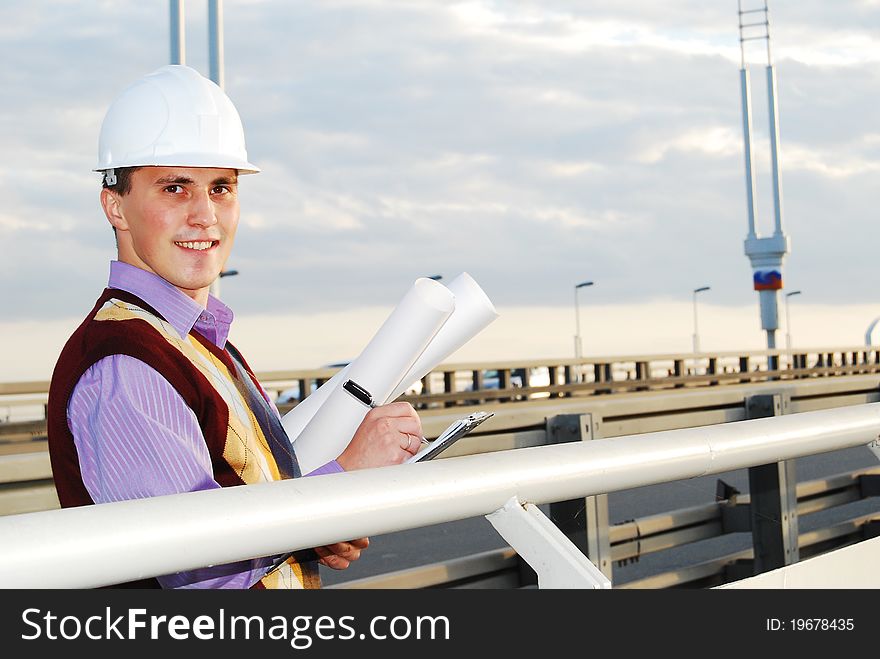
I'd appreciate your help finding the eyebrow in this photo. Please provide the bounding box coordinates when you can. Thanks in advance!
[153,174,238,186]
[212,175,238,186]
[154,175,195,186]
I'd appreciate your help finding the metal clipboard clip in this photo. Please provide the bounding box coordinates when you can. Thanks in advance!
[406,411,494,463]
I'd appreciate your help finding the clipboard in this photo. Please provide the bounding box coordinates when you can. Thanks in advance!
[406,411,494,463]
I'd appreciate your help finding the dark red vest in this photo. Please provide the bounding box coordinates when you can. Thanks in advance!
[47,288,318,588]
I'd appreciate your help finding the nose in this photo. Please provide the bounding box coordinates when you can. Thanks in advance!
[186,190,218,228]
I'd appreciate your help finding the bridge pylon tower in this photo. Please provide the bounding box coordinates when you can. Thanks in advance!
[738,1,791,366]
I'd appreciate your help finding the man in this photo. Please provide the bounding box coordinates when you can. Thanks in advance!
[47,64,424,589]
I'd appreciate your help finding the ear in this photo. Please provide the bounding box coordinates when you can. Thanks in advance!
[100,188,129,231]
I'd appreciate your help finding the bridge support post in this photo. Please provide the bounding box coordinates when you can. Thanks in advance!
[745,393,799,574]
[563,365,575,398]
[635,361,650,391]
[674,359,686,387]
[442,371,455,408]
[545,413,612,581]
[548,365,561,398]
[485,496,610,589]
[739,356,750,383]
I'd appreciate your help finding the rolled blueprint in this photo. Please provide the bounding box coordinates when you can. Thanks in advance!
[291,277,455,473]
[279,364,350,445]
[386,271,498,402]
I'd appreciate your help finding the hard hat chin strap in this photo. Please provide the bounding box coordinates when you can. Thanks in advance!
[103,169,117,187]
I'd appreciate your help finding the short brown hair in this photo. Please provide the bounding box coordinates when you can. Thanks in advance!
[102,166,143,195]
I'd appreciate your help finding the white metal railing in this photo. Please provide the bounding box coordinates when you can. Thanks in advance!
[1,404,879,588]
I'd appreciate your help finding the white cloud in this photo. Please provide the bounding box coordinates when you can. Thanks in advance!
[532,207,639,230]
[776,32,880,67]
[300,197,367,231]
[294,129,374,152]
[375,196,508,220]
[450,2,737,60]
[542,160,606,177]
[636,126,743,164]
[0,214,51,232]
[1,0,879,326]
[419,152,497,169]
[781,142,880,178]
[451,2,880,69]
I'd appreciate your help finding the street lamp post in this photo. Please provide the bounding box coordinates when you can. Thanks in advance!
[210,269,239,299]
[574,281,594,382]
[784,290,801,351]
[692,286,710,354]
[866,317,880,347]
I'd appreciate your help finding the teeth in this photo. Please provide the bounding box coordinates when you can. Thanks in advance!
[175,241,214,251]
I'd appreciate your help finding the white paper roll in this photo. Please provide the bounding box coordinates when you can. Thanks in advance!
[280,364,350,444]
[292,277,455,473]
[386,272,499,401]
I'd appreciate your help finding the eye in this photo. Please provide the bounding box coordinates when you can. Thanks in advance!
[211,185,229,195]
[164,184,184,194]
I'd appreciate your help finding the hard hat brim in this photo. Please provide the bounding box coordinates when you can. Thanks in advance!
[95,155,260,175]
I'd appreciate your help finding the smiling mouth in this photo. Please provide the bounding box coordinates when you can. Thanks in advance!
[174,240,218,251]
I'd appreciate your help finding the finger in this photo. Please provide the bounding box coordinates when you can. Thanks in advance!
[363,406,422,438]
[394,418,423,437]
[319,555,350,570]
[400,433,422,454]
[348,537,370,549]
[318,542,350,557]
[318,542,362,561]
[369,401,419,419]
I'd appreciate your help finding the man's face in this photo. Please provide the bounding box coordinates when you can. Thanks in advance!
[102,166,240,304]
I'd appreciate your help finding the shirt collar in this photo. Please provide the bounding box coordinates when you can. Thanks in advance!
[107,260,234,348]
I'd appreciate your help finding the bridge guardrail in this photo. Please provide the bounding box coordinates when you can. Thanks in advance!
[1,394,879,588]
[329,467,880,589]
[2,367,879,587]
[3,344,880,429]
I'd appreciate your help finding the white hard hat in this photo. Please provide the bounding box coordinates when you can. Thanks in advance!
[95,64,260,175]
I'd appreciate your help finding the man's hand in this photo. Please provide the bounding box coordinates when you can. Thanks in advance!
[316,537,370,570]
[336,402,423,470]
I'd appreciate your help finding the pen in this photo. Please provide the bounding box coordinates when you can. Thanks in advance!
[343,379,377,408]
[343,379,428,445]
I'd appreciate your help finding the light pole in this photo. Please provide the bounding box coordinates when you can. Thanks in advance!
[210,269,238,299]
[692,286,710,354]
[784,290,801,351]
[866,316,880,347]
[574,281,594,381]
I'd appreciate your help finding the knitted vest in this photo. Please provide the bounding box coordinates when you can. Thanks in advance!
[47,288,320,589]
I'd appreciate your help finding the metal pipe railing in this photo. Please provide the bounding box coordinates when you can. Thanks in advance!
[1,404,878,588]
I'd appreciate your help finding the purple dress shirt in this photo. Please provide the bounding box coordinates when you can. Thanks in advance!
[67,261,342,588]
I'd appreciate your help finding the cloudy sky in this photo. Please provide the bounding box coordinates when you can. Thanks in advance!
[2,1,879,377]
